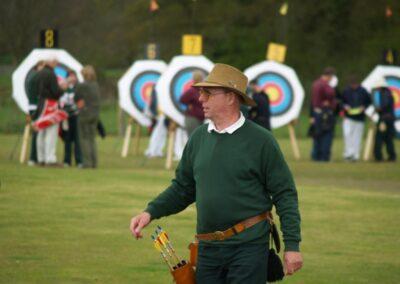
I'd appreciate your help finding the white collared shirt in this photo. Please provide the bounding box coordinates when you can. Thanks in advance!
[207,112,245,134]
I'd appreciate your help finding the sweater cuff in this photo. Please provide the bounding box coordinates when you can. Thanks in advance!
[284,241,300,252]
[144,206,159,221]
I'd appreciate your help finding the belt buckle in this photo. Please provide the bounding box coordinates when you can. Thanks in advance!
[213,231,225,241]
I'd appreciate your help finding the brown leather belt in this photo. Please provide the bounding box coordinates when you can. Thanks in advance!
[195,211,272,241]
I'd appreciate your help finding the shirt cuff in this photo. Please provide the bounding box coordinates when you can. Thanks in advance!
[284,241,300,252]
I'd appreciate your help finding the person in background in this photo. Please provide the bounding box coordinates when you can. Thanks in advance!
[144,86,168,158]
[35,59,67,166]
[60,70,82,168]
[248,79,271,131]
[26,60,45,166]
[74,65,101,168]
[309,67,337,162]
[180,71,205,135]
[373,79,397,162]
[341,75,371,162]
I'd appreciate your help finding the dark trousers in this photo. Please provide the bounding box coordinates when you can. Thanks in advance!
[374,122,397,161]
[29,131,38,162]
[64,115,82,165]
[311,130,334,161]
[196,243,269,284]
[78,117,98,168]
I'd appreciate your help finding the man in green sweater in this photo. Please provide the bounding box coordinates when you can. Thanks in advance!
[130,64,302,283]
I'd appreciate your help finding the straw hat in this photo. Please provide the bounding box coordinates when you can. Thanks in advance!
[193,63,256,106]
[373,78,389,88]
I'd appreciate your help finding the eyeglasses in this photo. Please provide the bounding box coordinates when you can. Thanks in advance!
[199,88,227,96]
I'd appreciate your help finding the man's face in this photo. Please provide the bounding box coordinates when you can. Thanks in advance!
[198,87,230,119]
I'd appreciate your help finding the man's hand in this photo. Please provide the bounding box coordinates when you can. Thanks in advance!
[130,212,151,239]
[26,115,32,124]
[284,251,303,276]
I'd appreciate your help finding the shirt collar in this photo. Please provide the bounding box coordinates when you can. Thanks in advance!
[207,112,245,134]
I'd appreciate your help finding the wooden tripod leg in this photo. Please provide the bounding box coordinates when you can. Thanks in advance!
[288,121,301,160]
[121,118,133,158]
[133,122,142,156]
[363,123,376,161]
[165,122,177,170]
[19,124,31,164]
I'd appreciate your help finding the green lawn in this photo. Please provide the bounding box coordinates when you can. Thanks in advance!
[0,134,399,283]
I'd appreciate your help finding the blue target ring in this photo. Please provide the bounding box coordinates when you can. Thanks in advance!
[255,72,294,116]
[130,71,161,111]
[170,67,208,114]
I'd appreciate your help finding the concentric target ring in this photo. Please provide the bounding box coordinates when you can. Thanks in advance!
[169,67,208,114]
[255,72,294,116]
[130,71,161,111]
[385,76,400,118]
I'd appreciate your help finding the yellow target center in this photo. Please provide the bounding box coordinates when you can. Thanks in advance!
[265,86,280,101]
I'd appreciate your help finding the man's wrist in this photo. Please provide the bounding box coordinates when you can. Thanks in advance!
[284,241,300,252]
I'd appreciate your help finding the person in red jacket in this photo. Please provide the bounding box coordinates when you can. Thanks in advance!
[309,67,337,161]
[180,71,205,135]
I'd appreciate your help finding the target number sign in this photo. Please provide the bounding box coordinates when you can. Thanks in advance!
[244,61,304,129]
[118,60,167,127]
[40,29,58,48]
[156,55,213,126]
[267,43,287,63]
[182,35,202,56]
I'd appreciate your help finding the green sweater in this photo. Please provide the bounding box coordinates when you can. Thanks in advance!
[145,120,301,251]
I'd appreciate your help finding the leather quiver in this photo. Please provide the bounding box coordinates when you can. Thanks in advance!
[171,262,196,284]
[188,242,198,267]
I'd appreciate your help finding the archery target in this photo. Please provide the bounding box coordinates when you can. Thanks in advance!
[12,48,83,114]
[255,72,294,116]
[156,55,214,126]
[362,65,400,134]
[170,67,208,113]
[244,61,304,129]
[118,60,167,127]
[130,71,160,111]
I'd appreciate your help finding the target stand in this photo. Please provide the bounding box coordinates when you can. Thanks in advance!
[121,117,142,158]
[118,60,167,158]
[164,120,178,170]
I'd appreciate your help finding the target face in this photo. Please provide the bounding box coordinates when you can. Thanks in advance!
[118,60,167,127]
[170,67,208,113]
[362,65,400,134]
[156,55,214,126]
[12,49,83,114]
[244,61,304,129]
[130,71,161,111]
[255,72,294,116]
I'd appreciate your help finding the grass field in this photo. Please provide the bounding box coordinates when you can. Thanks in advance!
[0,134,399,283]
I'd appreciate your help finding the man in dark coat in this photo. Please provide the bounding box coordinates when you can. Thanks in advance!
[248,79,271,131]
[373,79,397,162]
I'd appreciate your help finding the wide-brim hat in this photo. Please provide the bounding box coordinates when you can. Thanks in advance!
[373,78,389,88]
[193,63,256,106]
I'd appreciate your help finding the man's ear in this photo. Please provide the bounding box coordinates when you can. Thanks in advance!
[226,92,237,106]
